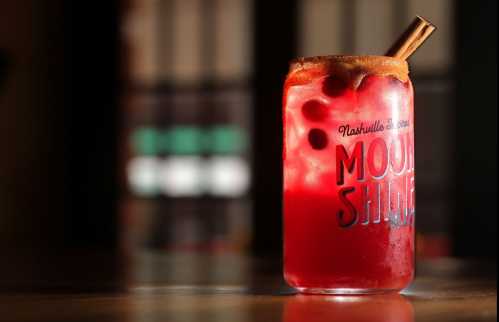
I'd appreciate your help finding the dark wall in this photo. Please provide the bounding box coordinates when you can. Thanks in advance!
[454,0,497,258]
[63,2,120,248]
[252,0,297,255]
[0,1,120,251]
[0,1,66,250]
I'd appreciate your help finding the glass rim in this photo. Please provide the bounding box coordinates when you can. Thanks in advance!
[287,55,410,84]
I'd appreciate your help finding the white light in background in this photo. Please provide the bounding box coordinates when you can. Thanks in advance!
[206,156,250,197]
[127,156,160,197]
[159,156,204,197]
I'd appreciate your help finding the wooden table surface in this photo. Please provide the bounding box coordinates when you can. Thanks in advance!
[0,251,496,322]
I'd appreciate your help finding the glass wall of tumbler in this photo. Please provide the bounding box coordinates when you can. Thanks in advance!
[119,0,254,255]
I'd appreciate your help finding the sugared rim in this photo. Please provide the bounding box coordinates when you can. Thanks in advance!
[290,55,408,74]
[287,55,409,87]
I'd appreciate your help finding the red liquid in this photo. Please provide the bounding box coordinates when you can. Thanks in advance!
[283,57,415,293]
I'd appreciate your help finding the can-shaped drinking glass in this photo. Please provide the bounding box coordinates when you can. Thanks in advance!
[283,56,415,294]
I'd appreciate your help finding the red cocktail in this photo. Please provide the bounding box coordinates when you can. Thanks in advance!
[283,56,415,294]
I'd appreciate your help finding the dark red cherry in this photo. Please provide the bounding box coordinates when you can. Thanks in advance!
[302,100,328,122]
[322,75,347,97]
[308,128,328,150]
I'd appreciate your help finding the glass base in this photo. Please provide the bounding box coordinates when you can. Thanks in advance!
[295,287,399,295]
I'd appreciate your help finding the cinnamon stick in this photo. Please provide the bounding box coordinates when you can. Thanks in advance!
[386,16,436,60]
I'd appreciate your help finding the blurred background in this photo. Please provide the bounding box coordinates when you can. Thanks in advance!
[0,0,496,274]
